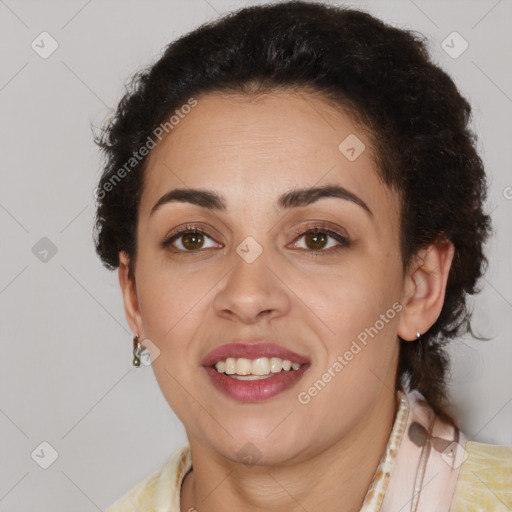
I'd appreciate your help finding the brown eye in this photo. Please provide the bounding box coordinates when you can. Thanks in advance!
[162,226,221,252]
[181,232,205,250]
[304,231,328,250]
[291,226,350,254]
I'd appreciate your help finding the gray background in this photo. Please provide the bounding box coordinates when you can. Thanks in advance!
[1,0,511,510]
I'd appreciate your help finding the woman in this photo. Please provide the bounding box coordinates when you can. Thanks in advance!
[93,2,511,511]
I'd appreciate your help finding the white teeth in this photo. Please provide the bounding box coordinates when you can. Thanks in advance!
[225,357,236,375]
[270,357,282,373]
[236,358,252,375]
[252,357,270,376]
[214,356,302,376]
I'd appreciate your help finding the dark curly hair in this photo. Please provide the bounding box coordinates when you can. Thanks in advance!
[93,0,491,422]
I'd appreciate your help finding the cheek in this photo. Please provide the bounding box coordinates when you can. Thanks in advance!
[138,273,206,415]
[134,266,209,407]
[298,284,401,425]
[299,254,402,393]
[136,252,206,335]
[307,259,401,335]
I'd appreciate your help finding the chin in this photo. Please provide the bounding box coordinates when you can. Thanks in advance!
[204,429,308,468]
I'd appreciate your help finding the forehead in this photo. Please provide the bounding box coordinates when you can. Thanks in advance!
[139,90,399,223]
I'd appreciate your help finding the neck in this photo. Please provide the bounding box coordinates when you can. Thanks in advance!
[181,390,398,512]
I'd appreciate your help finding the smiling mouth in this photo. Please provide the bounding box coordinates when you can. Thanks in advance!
[214,356,302,380]
[202,342,310,401]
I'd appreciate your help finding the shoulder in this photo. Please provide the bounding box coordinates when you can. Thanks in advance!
[105,444,191,512]
[450,440,512,511]
[105,466,162,512]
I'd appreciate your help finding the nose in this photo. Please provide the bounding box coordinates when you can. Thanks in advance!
[213,248,291,324]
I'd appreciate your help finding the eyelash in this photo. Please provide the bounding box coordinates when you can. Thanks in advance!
[161,223,350,256]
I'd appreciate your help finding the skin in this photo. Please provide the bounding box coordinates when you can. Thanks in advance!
[118,90,454,512]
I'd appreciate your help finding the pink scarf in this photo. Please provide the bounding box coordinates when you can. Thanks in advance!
[381,390,467,511]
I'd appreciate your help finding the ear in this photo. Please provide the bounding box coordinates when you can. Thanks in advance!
[397,239,455,341]
[118,251,143,336]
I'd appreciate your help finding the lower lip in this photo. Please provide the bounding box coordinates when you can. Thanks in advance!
[204,365,309,402]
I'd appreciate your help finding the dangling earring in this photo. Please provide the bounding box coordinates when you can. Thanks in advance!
[132,334,142,367]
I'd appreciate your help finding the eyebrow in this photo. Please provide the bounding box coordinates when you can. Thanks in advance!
[149,184,373,217]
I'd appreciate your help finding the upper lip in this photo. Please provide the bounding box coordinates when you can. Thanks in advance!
[201,341,310,367]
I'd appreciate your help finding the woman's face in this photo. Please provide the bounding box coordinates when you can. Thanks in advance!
[123,90,406,465]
